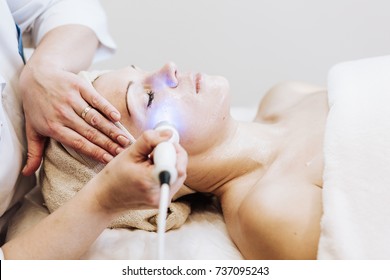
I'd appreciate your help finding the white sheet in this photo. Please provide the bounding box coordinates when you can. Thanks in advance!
[82,205,242,260]
[7,185,243,260]
[317,55,390,259]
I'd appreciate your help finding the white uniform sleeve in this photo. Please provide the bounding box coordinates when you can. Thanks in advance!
[8,0,116,62]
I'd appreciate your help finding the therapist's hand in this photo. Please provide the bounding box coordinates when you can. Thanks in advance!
[20,64,130,176]
[93,129,188,213]
[19,25,130,176]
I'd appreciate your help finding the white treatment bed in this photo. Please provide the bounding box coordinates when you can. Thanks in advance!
[7,186,243,259]
[317,55,390,259]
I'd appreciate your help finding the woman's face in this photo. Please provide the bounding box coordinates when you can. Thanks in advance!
[93,62,232,155]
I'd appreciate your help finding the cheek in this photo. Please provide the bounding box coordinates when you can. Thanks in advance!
[145,98,184,130]
[179,114,224,155]
[204,77,231,124]
[179,96,231,154]
[121,117,144,140]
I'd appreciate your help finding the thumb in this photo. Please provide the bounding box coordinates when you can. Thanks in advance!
[22,121,46,176]
[130,129,172,161]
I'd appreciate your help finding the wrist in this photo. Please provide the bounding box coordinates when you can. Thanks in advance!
[29,58,64,70]
[29,25,99,73]
[82,176,123,220]
[26,51,67,73]
[19,60,62,96]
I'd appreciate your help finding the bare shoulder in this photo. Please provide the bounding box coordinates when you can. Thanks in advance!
[225,177,323,259]
[256,81,326,122]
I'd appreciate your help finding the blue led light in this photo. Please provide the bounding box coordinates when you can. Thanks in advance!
[146,99,183,134]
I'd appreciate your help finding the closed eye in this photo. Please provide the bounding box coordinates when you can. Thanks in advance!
[125,81,133,116]
[146,89,155,107]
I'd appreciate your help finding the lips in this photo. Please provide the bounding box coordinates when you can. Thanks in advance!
[195,73,202,94]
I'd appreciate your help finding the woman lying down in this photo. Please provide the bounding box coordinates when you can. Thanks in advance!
[41,62,327,259]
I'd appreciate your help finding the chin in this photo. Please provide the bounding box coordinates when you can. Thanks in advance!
[214,75,230,92]
[203,74,229,92]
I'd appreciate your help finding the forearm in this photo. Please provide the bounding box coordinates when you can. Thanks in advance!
[27,24,99,73]
[2,179,116,260]
[1,129,187,259]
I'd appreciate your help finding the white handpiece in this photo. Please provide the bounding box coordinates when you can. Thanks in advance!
[153,142,177,185]
[153,121,180,185]
[153,121,180,259]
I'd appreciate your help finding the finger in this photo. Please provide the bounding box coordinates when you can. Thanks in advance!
[76,119,122,157]
[79,81,121,122]
[62,104,125,156]
[169,143,188,196]
[22,121,46,176]
[54,125,114,164]
[130,129,173,160]
[79,105,130,148]
[174,143,188,179]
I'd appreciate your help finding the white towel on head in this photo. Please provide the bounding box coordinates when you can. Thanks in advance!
[41,139,193,231]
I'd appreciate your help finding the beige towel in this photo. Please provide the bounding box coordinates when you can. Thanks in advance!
[41,139,192,231]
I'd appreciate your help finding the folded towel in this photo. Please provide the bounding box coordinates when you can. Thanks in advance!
[317,55,390,259]
[41,135,192,232]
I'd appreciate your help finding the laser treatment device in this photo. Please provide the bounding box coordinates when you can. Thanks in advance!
[153,121,180,260]
[113,118,181,259]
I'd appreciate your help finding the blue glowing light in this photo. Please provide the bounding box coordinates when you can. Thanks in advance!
[146,98,183,134]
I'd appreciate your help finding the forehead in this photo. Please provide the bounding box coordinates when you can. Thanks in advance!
[109,66,141,82]
[100,65,144,83]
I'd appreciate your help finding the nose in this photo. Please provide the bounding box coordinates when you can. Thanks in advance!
[151,62,178,89]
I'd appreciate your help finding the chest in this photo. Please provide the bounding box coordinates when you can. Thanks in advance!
[269,92,329,186]
[250,92,329,190]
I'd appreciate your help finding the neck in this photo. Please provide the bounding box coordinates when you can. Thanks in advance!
[185,119,280,195]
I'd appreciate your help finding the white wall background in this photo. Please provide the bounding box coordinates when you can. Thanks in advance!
[93,0,390,107]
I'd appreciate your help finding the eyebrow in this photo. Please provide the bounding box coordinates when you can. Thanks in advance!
[125,80,133,117]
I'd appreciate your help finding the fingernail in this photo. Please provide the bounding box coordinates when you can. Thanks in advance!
[116,147,124,155]
[103,153,114,163]
[117,135,130,147]
[110,111,120,121]
[159,129,172,138]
